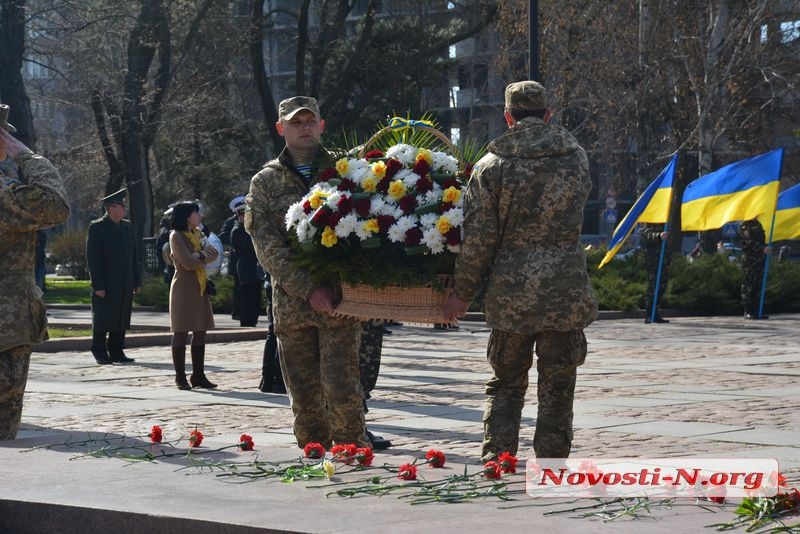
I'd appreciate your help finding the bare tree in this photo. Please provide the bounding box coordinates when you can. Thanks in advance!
[0,0,36,148]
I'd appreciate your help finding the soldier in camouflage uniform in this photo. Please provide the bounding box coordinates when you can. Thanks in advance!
[445,82,598,463]
[245,96,368,449]
[640,222,671,323]
[738,218,769,320]
[0,105,70,439]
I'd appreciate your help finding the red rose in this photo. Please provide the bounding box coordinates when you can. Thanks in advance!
[398,194,418,214]
[398,463,417,480]
[498,451,518,474]
[238,434,255,451]
[412,159,430,177]
[425,449,446,468]
[148,425,163,444]
[319,167,338,182]
[404,227,423,246]
[483,460,502,479]
[385,158,403,179]
[189,429,203,448]
[355,447,374,467]
[364,149,384,159]
[303,442,326,459]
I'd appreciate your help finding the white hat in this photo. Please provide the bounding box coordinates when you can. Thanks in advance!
[229,195,246,213]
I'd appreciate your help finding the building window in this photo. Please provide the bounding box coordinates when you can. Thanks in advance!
[780,20,800,44]
[450,85,459,108]
[450,127,460,146]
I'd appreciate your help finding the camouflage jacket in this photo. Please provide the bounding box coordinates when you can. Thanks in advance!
[640,223,671,266]
[244,148,342,329]
[738,219,766,260]
[453,117,598,333]
[0,152,69,351]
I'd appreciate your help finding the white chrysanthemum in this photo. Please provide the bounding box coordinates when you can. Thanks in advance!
[334,213,358,238]
[419,189,441,206]
[443,206,464,226]
[354,222,373,241]
[285,201,306,230]
[387,215,417,243]
[370,196,394,215]
[351,165,371,185]
[385,144,417,166]
[422,227,446,254]
[343,158,368,180]
[419,212,438,229]
[431,151,458,173]
[296,219,316,242]
[397,169,419,188]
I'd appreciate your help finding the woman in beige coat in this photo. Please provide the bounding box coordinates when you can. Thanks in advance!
[168,202,219,389]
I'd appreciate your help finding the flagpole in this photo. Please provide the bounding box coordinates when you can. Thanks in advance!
[649,222,669,323]
[757,149,783,319]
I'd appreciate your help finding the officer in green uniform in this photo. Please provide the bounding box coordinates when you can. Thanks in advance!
[86,188,142,364]
[0,105,70,439]
[445,81,598,462]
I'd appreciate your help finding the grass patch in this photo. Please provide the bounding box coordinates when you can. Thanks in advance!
[44,278,91,305]
[47,327,92,338]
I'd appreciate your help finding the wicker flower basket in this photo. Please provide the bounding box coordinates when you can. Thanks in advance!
[333,275,455,324]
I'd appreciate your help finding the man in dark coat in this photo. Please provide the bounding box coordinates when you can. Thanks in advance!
[738,218,769,319]
[219,196,244,320]
[86,188,142,365]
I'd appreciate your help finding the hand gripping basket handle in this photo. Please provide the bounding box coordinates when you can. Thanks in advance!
[358,117,464,167]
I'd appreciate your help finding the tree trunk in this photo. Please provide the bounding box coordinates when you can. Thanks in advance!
[0,0,36,149]
[250,0,281,155]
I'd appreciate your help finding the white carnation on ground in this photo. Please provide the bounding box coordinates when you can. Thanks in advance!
[386,144,417,166]
[387,215,417,243]
[431,152,458,173]
[422,227,446,254]
[335,213,358,238]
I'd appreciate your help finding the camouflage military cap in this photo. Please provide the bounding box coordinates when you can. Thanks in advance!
[278,96,320,121]
[504,81,546,111]
[0,104,17,133]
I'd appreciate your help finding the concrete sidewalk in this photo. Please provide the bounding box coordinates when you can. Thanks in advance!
[2,313,799,533]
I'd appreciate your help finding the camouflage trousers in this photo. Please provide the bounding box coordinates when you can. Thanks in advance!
[277,322,368,449]
[741,256,766,315]
[359,320,384,411]
[481,329,587,463]
[0,346,31,440]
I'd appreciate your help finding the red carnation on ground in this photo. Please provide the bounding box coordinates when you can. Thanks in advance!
[318,167,338,182]
[398,463,418,480]
[148,425,163,444]
[385,158,403,179]
[498,451,518,474]
[331,443,358,464]
[483,460,502,479]
[355,447,374,467]
[189,428,203,448]
[303,442,326,459]
[364,149,384,159]
[425,449,446,468]
[238,434,255,451]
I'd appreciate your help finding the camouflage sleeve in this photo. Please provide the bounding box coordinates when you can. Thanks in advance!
[453,159,500,301]
[0,152,69,232]
[245,169,314,301]
[639,223,663,246]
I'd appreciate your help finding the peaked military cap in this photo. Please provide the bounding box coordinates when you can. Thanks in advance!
[278,96,320,121]
[0,104,17,133]
[504,81,546,112]
[229,195,246,212]
[102,188,127,206]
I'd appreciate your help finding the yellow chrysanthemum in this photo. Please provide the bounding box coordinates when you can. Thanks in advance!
[362,219,379,234]
[362,176,377,193]
[442,186,461,204]
[335,158,349,175]
[322,459,335,479]
[309,190,328,209]
[387,180,407,200]
[416,148,433,165]
[321,226,338,248]
[436,215,452,235]
[370,160,387,179]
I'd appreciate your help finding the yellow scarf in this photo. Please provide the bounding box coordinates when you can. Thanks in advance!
[182,228,208,296]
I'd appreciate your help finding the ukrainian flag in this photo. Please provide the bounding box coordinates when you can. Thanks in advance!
[681,149,783,231]
[598,154,677,269]
[764,183,800,242]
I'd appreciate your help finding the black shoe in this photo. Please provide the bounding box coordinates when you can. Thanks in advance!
[382,326,393,335]
[93,354,113,365]
[433,323,447,330]
[109,353,135,363]
[272,382,287,395]
[366,430,391,450]
[644,316,669,324]
[190,374,217,389]
[745,313,769,320]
